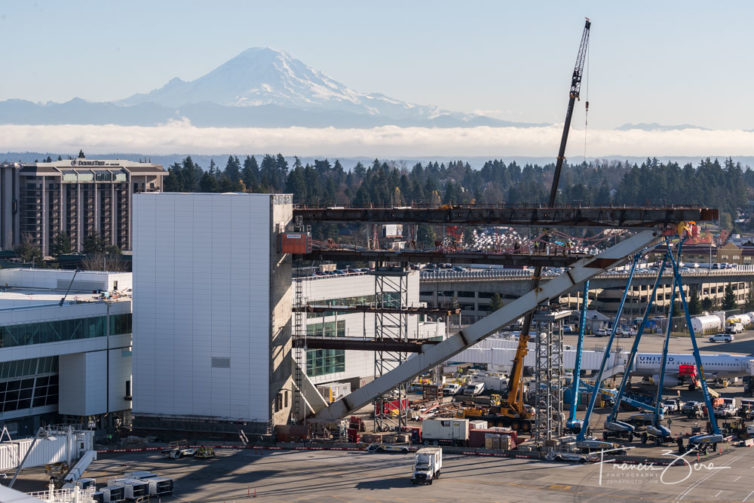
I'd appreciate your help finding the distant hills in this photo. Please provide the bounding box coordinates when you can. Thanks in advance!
[0,48,544,128]
[616,122,709,131]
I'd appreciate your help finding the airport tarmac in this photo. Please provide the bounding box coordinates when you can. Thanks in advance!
[83,446,754,503]
[563,329,754,356]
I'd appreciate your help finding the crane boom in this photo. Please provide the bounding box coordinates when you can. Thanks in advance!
[549,17,591,204]
[502,18,592,424]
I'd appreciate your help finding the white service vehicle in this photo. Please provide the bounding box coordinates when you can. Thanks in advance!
[726,323,743,334]
[442,383,461,396]
[709,333,734,343]
[411,447,442,485]
[714,398,737,418]
[463,382,485,396]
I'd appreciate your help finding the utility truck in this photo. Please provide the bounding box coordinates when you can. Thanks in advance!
[411,447,442,485]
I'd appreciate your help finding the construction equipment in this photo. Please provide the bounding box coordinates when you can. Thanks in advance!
[500,17,592,435]
[59,268,80,306]
[162,440,195,459]
[664,244,723,449]
[578,253,641,443]
[195,446,215,458]
[644,243,684,446]
[566,280,589,432]
[315,231,659,423]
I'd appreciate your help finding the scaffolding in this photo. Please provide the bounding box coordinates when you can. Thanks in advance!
[373,268,410,432]
[291,216,310,424]
[292,273,306,424]
[532,311,568,446]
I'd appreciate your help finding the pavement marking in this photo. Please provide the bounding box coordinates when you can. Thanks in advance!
[548,484,572,491]
[744,490,754,503]
[734,476,741,482]
[674,453,743,502]
[714,490,722,497]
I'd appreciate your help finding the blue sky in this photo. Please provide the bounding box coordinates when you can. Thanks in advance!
[2,1,752,130]
[1,2,753,158]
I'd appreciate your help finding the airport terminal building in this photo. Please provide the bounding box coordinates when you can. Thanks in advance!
[0,268,133,435]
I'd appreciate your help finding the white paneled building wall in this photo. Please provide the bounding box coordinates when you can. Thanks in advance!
[133,193,291,430]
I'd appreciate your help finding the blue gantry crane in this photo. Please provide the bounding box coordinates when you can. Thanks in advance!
[576,253,641,442]
[565,280,590,432]
[577,233,723,452]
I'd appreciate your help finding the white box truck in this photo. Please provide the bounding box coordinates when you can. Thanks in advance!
[411,447,442,485]
[422,418,469,446]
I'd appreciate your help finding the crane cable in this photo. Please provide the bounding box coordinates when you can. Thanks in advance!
[583,42,591,162]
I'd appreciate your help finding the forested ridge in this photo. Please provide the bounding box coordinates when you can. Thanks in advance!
[163,155,752,228]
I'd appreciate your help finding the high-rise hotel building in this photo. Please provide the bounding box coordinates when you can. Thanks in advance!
[0,159,166,255]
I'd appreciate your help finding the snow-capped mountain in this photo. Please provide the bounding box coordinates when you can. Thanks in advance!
[120,48,436,120]
[0,48,540,128]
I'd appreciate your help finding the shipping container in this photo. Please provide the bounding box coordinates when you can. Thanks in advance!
[422,419,469,445]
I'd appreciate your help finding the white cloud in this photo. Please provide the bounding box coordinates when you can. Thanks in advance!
[0,121,753,158]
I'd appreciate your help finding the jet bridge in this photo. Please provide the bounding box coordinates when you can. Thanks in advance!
[312,229,660,422]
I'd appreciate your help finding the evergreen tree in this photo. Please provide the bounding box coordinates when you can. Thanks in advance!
[199,171,219,192]
[701,297,714,311]
[51,232,73,257]
[242,155,260,191]
[722,283,736,310]
[15,234,43,266]
[224,155,241,183]
[688,290,702,315]
[83,234,109,255]
[489,293,504,311]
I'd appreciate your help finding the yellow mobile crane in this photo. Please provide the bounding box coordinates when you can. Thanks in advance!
[495,19,591,431]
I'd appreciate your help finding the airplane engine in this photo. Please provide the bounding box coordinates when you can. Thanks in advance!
[653,375,679,388]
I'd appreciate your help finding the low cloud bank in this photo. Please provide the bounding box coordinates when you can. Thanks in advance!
[1,121,752,158]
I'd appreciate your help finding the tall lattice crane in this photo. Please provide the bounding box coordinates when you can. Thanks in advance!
[498,18,591,429]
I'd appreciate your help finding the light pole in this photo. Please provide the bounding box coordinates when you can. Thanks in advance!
[105,300,111,430]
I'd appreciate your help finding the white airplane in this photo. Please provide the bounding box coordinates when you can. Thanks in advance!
[632,353,754,387]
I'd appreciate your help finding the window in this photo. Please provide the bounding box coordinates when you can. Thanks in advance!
[125,380,131,398]
[306,349,345,377]
[306,321,346,377]
[0,314,132,348]
[0,357,58,412]
[284,391,288,408]
[275,393,283,412]
[306,320,345,338]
